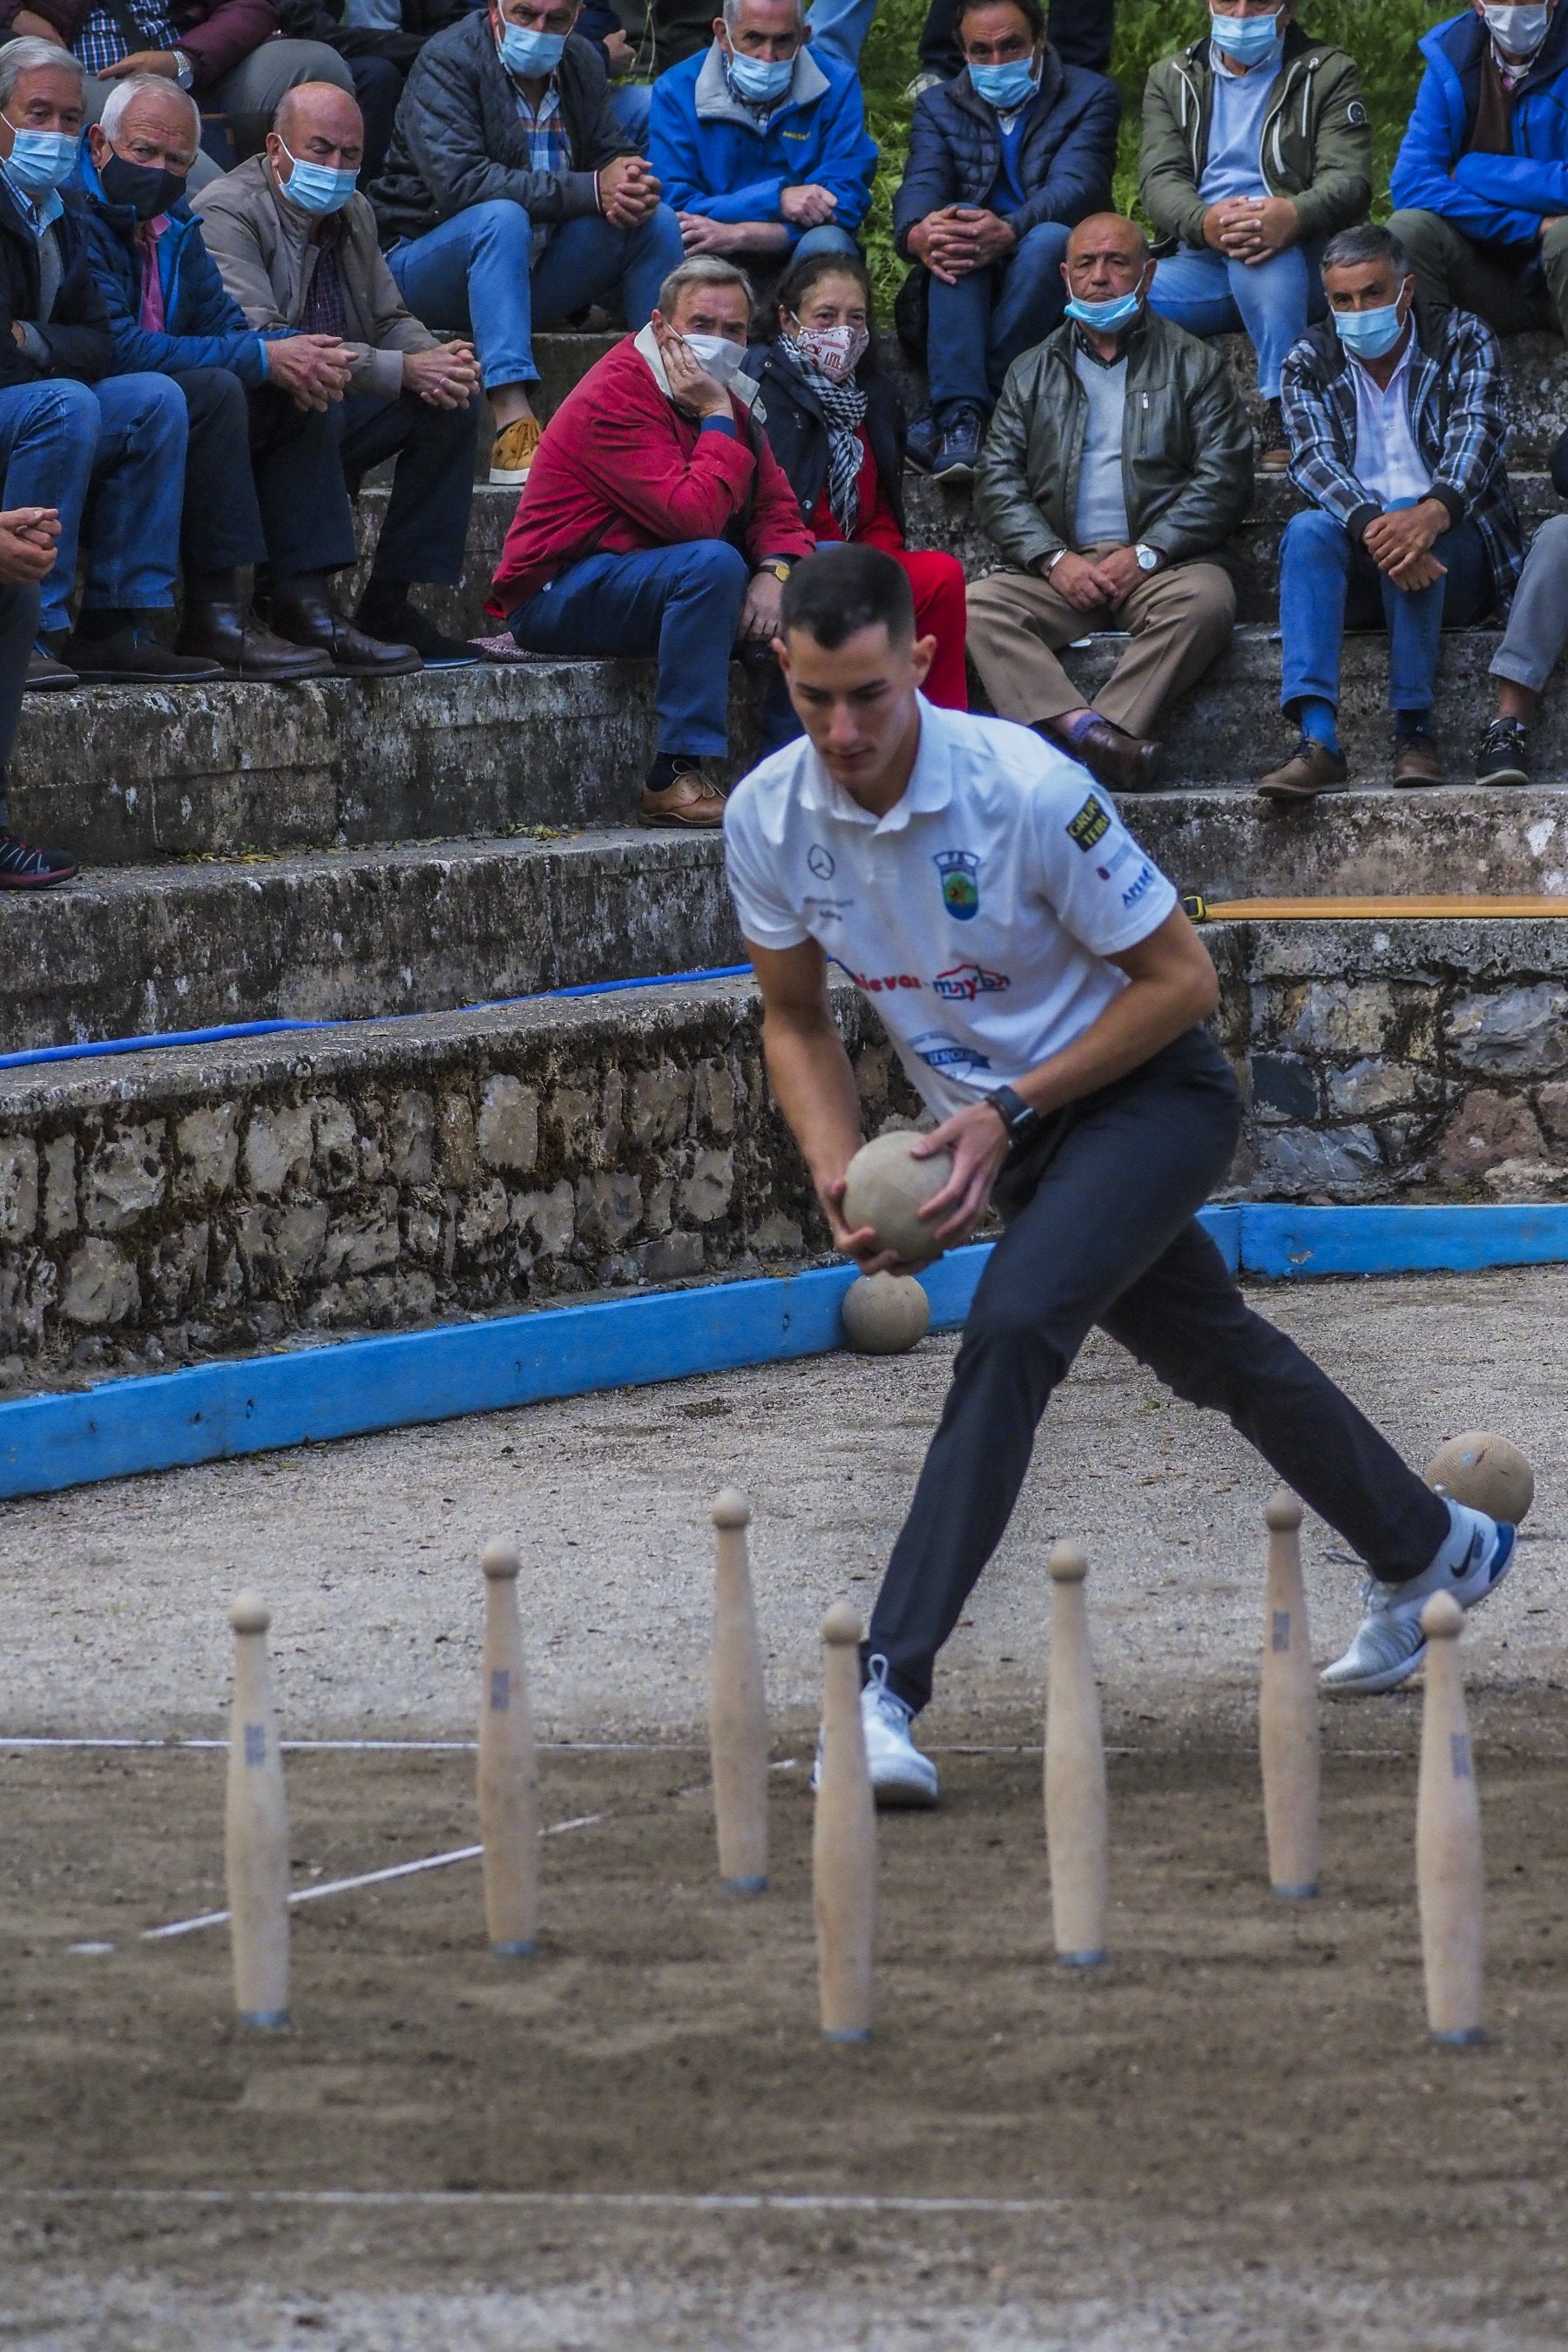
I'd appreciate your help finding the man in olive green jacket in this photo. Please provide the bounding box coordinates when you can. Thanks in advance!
[1139,0,1370,464]
[968,213,1252,794]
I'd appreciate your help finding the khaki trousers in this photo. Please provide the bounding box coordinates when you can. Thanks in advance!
[965,548,1237,739]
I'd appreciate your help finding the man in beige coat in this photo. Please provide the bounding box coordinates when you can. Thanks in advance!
[193,80,485,671]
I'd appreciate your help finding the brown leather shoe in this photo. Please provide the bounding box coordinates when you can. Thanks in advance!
[1392,728,1443,787]
[637,767,727,828]
[1258,397,1291,473]
[263,585,422,678]
[1256,736,1349,802]
[26,643,78,690]
[1050,715,1161,793]
[177,599,332,681]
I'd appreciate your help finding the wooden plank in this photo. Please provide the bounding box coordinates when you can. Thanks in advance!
[1201,896,1568,921]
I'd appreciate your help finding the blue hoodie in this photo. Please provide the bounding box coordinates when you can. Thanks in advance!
[78,140,276,384]
[1391,4,1568,252]
[649,42,875,242]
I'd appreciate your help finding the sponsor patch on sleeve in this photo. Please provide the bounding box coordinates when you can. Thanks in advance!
[1065,794,1112,854]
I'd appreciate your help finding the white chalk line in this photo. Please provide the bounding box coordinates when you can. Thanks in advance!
[0,1737,690,1755]
[141,1814,605,1943]
[0,2186,1066,2217]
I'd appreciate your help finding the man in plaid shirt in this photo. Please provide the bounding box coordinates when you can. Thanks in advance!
[1258,219,1524,801]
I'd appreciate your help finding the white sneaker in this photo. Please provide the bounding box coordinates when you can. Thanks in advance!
[1320,1502,1517,1697]
[811,1654,940,1808]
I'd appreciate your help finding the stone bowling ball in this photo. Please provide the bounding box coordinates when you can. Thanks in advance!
[841,1132,953,1264]
[841,1273,931,1355]
[1424,1430,1535,1525]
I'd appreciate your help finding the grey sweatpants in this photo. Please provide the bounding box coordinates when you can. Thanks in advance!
[1491,513,1568,696]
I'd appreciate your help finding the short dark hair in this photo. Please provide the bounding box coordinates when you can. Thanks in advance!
[773,247,874,340]
[780,545,915,650]
[956,0,1045,44]
[1322,222,1409,278]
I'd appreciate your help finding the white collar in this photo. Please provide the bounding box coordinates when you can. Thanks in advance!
[632,321,761,413]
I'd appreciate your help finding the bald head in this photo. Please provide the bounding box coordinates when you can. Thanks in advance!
[271,78,363,170]
[1066,213,1149,273]
[1061,212,1153,325]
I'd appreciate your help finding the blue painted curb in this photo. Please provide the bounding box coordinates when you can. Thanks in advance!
[0,1203,1556,1503]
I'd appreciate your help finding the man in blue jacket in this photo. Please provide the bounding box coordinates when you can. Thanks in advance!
[891,0,1119,481]
[1389,1,1568,342]
[648,0,875,298]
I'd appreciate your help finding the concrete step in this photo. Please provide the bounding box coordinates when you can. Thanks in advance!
[0,828,743,1054]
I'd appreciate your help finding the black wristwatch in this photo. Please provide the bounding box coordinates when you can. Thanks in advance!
[987,1084,1041,1143]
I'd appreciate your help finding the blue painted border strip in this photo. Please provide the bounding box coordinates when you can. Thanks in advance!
[0,1203,1553,1503]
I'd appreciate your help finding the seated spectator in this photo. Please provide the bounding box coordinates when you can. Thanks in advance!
[741,247,967,743]
[273,0,465,187]
[968,213,1248,794]
[1260,223,1523,801]
[1389,2,1568,346]
[0,38,220,686]
[15,0,358,178]
[916,0,1112,92]
[1141,0,1371,470]
[592,0,876,148]
[370,0,685,486]
[892,0,1119,482]
[486,253,813,826]
[647,0,875,304]
[0,502,77,882]
[1474,427,1568,786]
[193,79,483,670]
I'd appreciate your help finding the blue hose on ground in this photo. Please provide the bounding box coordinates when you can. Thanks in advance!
[0,963,755,1073]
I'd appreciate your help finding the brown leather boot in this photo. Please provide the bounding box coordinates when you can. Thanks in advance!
[1256,736,1350,801]
[1047,715,1161,793]
[178,600,332,681]
[1258,397,1291,472]
[637,765,727,828]
[1392,728,1443,787]
[263,583,422,678]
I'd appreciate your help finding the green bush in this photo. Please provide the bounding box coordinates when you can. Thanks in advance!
[861,0,1454,315]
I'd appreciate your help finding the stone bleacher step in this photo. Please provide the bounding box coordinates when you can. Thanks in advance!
[0,827,741,1056]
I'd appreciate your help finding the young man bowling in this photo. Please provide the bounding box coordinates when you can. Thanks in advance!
[722,544,1517,1806]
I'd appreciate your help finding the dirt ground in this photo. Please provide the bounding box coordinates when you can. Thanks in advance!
[2,1714,1565,2349]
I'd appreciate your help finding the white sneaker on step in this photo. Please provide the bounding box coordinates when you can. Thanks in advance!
[1320,1502,1517,1697]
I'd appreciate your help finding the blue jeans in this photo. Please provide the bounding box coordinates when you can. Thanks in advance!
[506,540,750,755]
[1147,241,1325,401]
[1279,504,1495,720]
[927,220,1072,417]
[608,80,652,149]
[0,373,185,632]
[387,200,687,391]
[805,0,876,69]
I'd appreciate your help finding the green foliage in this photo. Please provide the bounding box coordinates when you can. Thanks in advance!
[860,0,1453,317]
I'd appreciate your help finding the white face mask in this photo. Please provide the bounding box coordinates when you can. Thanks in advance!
[1483,2,1552,57]
[682,331,747,384]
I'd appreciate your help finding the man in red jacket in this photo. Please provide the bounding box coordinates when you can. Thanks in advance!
[487,252,813,828]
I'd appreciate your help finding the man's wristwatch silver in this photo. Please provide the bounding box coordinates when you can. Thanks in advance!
[988,1084,1041,1143]
[1134,542,1161,573]
[172,49,195,88]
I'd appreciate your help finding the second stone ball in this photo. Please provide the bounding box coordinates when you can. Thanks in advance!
[841,1272,931,1355]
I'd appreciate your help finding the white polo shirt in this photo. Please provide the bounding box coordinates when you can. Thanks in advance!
[722,700,1179,1122]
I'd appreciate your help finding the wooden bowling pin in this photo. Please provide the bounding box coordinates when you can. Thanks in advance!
[478,1539,538,1957]
[1417,1592,1484,2046]
[226,1592,290,2029]
[1260,1492,1320,1901]
[710,1488,768,1894]
[1044,1544,1108,1968]
[814,1603,875,2041]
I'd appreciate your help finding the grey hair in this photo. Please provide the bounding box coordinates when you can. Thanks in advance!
[98,72,200,145]
[657,254,755,318]
[0,36,84,112]
[1322,221,1410,278]
[720,0,803,24]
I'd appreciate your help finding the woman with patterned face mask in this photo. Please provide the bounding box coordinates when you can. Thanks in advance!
[742,252,968,746]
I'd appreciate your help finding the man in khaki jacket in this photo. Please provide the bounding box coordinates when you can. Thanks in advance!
[194,79,484,670]
[967,212,1252,794]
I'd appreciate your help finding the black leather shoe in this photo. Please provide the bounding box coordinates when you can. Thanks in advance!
[26,643,78,690]
[177,600,331,681]
[264,585,422,678]
[62,622,224,685]
[354,597,478,670]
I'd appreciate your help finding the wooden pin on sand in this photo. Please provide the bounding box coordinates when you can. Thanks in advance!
[814,1603,875,2041]
[1044,1544,1108,1968]
[478,1539,539,1957]
[226,1592,290,2030]
[1260,1492,1320,1902]
[710,1488,768,1894]
[1417,1592,1484,2047]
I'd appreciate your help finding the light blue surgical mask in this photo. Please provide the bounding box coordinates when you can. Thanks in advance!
[1483,3,1552,59]
[1209,8,1283,68]
[498,19,567,75]
[277,141,356,215]
[1064,288,1143,333]
[969,56,1040,110]
[2,124,77,201]
[725,45,795,103]
[1334,300,1408,362]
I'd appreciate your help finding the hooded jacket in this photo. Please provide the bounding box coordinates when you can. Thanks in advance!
[648,43,876,241]
[1391,3,1568,251]
[892,45,1119,254]
[80,144,272,385]
[1139,20,1372,252]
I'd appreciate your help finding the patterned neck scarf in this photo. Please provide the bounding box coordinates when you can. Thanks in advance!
[778,333,868,538]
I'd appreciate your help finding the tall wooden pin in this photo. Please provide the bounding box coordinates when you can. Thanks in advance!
[1260,1492,1320,1901]
[1417,1592,1484,2046]
[1044,1544,1108,1968]
[478,1538,538,1957]
[814,1603,875,2041]
[710,1488,768,1894]
[226,1592,289,2029]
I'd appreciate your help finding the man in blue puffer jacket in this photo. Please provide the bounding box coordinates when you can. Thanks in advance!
[1389,1,1568,341]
